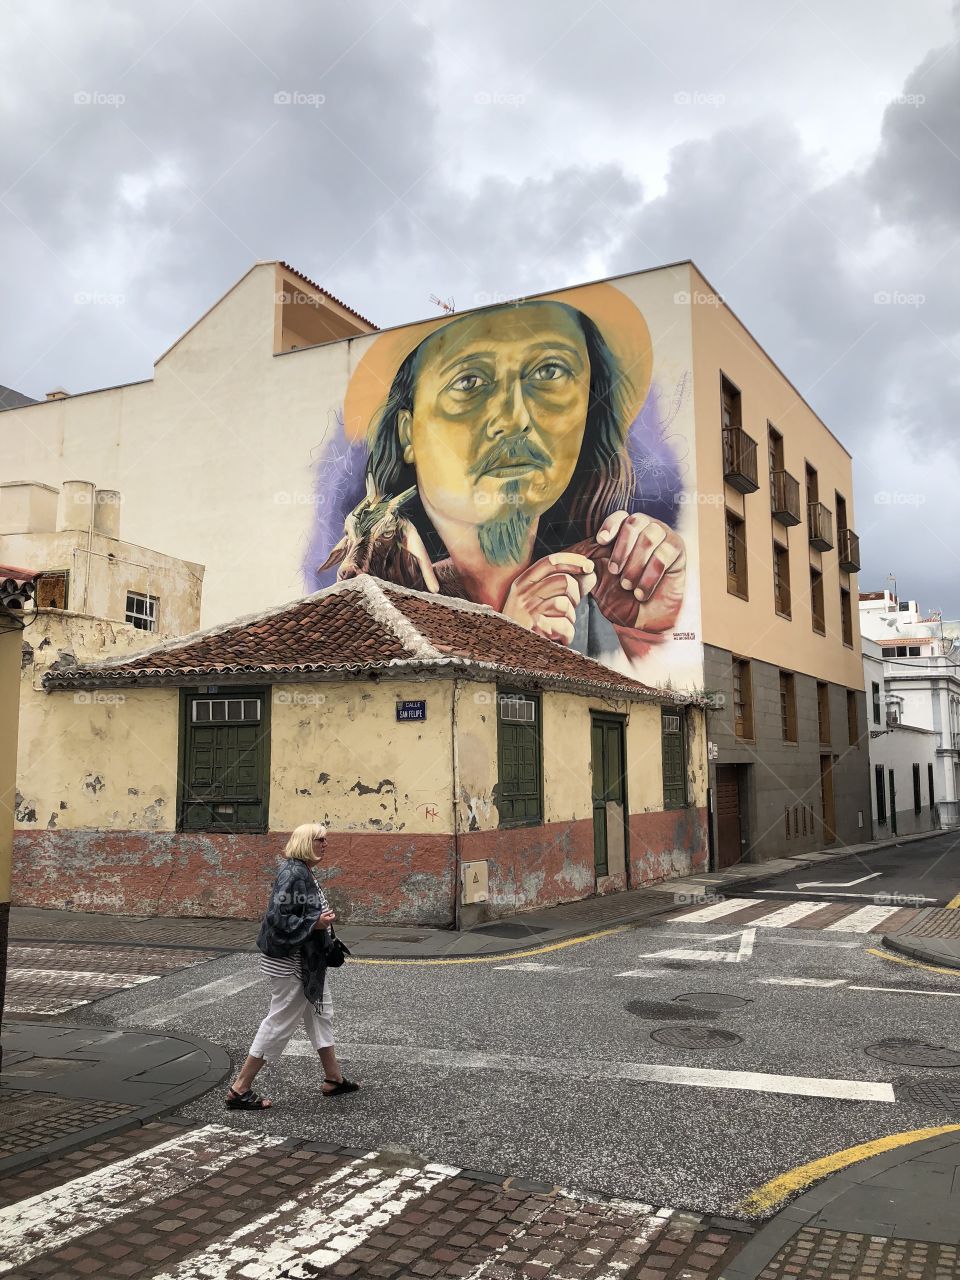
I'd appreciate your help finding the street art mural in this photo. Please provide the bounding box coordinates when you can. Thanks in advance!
[304,281,701,685]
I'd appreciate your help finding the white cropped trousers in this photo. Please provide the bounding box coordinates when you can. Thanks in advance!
[249,971,335,1063]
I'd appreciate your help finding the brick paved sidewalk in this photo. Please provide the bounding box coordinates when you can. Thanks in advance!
[0,1118,753,1279]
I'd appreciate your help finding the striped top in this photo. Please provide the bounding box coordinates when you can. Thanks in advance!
[259,873,332,980]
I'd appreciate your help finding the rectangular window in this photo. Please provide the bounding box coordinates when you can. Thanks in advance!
[732,658,754,740]
[908,646,921,657]
[179,688,269,832]
[726,510,748,598]
[872,681,882,725]
[805,463,819,506]
[126,591,158,632]
[836,491,848,533]
[913,763,922,814]
[768,425,784,503]
[847,690,858,747]
[929,763,936,810]
[721,374,742,430]
[840,586,853,647]
[817,682,831,743]
[875,764,887,825]
[661,708,688,809]
[779,671,798,742]
[496,690,542,827]
[36,570,69,610]
[810,568,825,635]
[773,541,791,617]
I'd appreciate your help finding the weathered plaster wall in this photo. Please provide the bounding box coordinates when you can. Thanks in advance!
[17,615,180,833]
[1,629,21,905]
[269,679,455,834]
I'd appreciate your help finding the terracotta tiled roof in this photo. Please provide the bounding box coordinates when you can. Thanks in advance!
[277,261,378,330]
[43,576,693,704]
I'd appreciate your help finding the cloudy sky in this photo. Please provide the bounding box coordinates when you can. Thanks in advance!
[3,0,959,613]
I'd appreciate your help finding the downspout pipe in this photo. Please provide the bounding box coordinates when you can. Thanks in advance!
[451,677,462,931]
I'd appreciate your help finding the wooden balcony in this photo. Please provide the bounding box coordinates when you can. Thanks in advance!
[771,469,801,526]
[722,427,759,494]
[808,502,834,551]
[838,527,861,572]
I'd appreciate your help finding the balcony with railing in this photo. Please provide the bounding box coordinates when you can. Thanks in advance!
[771,469,801,526]
[808,502,834,551]
[838,527,861,572]
[722,427,759,494]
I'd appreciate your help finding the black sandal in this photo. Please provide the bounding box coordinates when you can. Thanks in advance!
[323,1077,360,1096]
[225,1087,272,1110]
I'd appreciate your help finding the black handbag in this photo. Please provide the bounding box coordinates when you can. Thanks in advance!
[323,925,351,968]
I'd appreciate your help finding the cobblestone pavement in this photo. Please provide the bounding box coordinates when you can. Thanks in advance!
[755,1225,960,1278]
[5,942,225,1017]
[0,1089,136,1161]
[10,907,257,952]
[0,1120,752,1279]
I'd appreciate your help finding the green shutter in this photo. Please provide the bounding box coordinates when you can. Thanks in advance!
[496,693,543,827]
[180,691,269,831]
[661,708,688,809]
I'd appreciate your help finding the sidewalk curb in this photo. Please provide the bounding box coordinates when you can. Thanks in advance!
[880,932,960,971]
[0,1024,231,1179]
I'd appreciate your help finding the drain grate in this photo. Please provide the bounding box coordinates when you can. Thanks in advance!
[625,999,710,1021]
[673,993,751,1012]
[864,1039,960,1068]
[651,1026,742,1049]
[470,922,549,938]
[896,1078,960,1109]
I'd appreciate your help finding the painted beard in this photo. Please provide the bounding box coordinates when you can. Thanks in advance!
[477,479,533,566]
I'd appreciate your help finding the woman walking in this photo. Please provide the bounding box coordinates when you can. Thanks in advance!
[226,822,360,1110]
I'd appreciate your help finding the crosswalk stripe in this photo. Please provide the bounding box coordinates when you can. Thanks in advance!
[0,1125,286,1274]
[746,900,831,928]
[665,897,756,922]
[8,968,161,986]
[824,904,903,933]
[152,1157,459,1280]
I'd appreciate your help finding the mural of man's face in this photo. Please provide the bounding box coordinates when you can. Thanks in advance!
[397,302,590,561]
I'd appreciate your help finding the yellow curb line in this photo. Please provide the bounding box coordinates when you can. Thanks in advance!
[738,1124,960,1216]
[866,946,960,978]
[347,925,629,966]
[947,892,960,909]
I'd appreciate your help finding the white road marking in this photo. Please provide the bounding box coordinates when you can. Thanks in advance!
[2,997,92,1014]
[796,872,882,889]
[8,968,160,987]
[290,1042,895,1102]
[152,1157,459,1280]
[824,904,902,933]
[747,901,831,928]
[667,897,756,922]
[756,890,937,902]
[758,977,847,988]
[621,926,756,969]
[491,961,588,971]
[0,1125,285,1274]
[850,985,960,997]
[135,971,262,1025]
[655,929,860,949]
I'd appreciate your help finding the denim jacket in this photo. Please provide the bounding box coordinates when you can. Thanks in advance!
[256,858,329,1007]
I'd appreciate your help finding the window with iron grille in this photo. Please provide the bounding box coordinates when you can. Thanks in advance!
[191,698,261,723]
[732,657,754,739]
[817,682,830,744]
[847,690,858,747]
[726,510,748,598]
[839,586,853,646]
[913,763,922,814]
[179,688,269,832]
[779,671,798,742]
[126,591,158,631]
[773,541,791,617]
[875,764,887,825]
[498,694,536,723]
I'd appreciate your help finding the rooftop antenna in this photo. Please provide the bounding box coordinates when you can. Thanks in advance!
[429,294,455,314]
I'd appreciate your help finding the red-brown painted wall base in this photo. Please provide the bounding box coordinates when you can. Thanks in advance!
[628,807,709,885]
[12,830,457,925]
[460,820,596,919]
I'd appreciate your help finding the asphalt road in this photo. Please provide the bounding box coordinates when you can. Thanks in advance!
[748,830,960,906]
[79,914,960,1220]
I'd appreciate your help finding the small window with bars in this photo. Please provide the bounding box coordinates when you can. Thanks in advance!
[126,591,158,631]
[192,698,262,723]
[498,694,536,723]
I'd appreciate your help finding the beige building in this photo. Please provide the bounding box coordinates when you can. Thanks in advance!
[16,577,708,923]
[3,257,868,870]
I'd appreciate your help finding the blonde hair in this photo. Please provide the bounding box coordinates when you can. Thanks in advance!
[283,822,327,863]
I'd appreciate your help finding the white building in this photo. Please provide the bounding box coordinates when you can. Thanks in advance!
[860,590,960,829]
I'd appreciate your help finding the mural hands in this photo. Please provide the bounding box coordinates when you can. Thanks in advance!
[572,511,686,634]
[501,552,598,647]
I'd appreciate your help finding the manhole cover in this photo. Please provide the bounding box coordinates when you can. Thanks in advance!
[673,993,751,1012]
[896,1078,960,1109]
[865,1039,960,1068]
[651,1026,742,1049]
[470,923,549,938]
[625,1000,710,1021]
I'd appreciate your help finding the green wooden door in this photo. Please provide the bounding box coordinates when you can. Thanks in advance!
[591,715,627,880]
[181,693,268,830]
[497,713,542,826]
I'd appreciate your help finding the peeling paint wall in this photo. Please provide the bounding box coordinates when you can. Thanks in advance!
[269,680,455,833]
[16,613,181,833]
